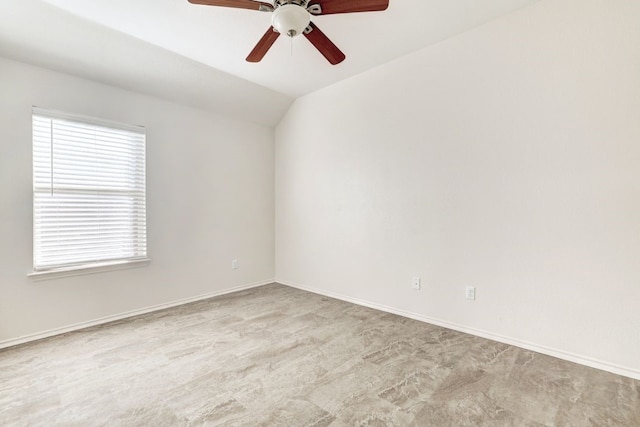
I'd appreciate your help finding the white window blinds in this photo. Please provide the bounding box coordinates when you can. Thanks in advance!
[33,108,147,271]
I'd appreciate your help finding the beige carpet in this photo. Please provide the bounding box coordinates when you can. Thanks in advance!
[1,283,638,426]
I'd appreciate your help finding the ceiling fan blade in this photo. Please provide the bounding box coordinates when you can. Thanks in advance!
[187,0,272,12]
[246,27,280,62]
[303,22,345,65]
[310,0,388,15]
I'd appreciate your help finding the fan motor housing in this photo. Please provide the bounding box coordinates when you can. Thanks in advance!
[274,0,309,8]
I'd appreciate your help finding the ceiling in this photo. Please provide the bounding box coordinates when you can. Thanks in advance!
[0,0,539,126]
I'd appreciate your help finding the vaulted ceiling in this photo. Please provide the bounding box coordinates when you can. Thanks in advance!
[0,0,539,126]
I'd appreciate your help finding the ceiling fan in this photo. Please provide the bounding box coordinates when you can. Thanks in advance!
[187,0,389,65]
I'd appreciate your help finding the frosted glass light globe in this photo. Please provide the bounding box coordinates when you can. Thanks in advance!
[272,4,310,37]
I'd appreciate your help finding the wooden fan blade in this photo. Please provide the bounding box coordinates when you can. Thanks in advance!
[303,22,345,65]
[187,0,272,12]
[311,0,388,15]
[246,27,280,62]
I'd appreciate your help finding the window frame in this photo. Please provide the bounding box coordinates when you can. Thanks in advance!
[29,107,150,279]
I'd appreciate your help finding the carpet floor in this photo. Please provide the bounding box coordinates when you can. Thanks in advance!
[1,283,638,426]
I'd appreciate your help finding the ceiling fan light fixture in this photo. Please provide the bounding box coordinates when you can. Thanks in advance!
[187,0,390,64]
[271,4,310,37]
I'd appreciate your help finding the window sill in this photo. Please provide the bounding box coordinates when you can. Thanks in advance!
[28,258,151,281]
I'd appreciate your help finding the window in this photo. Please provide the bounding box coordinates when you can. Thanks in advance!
[32,108,148,275]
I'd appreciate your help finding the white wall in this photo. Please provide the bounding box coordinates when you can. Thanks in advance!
[0,57,274,342]
[275,0,640,378]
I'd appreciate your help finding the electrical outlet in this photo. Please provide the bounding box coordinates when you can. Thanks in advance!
[232,259,238,269]
[412,277,421,290]
[466,286,476,300]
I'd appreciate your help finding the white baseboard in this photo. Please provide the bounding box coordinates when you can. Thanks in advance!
[277,279,640,381]
[0,279,274,350]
